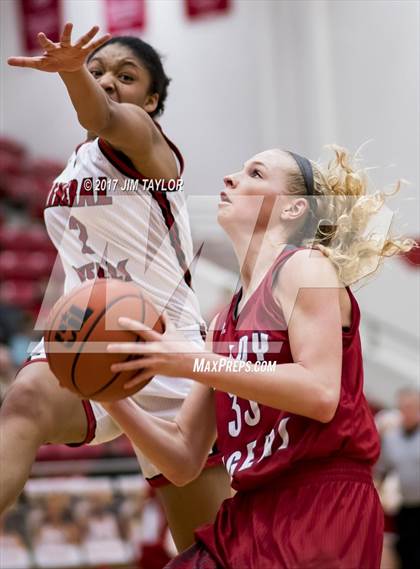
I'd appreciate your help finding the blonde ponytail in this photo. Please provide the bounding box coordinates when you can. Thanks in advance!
[290,145,415,285]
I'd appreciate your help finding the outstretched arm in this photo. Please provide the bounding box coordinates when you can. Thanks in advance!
[102,316,219,486]
[8,24,172,175]
[8,24,113,133]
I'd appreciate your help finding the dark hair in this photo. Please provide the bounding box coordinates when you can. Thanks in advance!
[87,36,171,118]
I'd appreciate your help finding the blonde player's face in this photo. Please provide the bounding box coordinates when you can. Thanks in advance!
[218,149,297,232]
[87,44,158,114]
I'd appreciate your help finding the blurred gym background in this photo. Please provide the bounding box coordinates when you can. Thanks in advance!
[0,1,419,568]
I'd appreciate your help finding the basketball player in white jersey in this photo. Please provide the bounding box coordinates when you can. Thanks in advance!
[2,24,230,550]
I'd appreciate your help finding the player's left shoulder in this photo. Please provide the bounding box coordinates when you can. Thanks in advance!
[281,247,341,290]
[117,103,164,145]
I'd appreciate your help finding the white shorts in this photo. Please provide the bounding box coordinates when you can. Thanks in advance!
[25,326,218,481]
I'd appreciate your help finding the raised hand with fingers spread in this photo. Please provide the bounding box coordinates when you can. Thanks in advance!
[8,22,111,72]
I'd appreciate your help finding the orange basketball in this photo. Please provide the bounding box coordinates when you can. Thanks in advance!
[45,279,164,402]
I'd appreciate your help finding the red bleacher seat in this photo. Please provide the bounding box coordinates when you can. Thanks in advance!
[29,158,63,178]
[0,280,40,310]
[0,137,26,176]
[1,173,53,211]
[0,138,64,314]
[0,225,54,252]
[0,137,26,155]
[0,173,35,205]
[0,250,55,280]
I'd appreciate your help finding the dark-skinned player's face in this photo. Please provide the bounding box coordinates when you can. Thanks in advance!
[87,43,158,115]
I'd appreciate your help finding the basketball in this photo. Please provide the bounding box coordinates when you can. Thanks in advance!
[45,279,164,402]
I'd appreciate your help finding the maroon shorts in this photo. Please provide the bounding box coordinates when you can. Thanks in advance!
[166,458,384,569]
[165,543,221,569]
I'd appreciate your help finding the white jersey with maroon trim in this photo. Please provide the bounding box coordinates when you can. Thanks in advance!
[44,132,203,331]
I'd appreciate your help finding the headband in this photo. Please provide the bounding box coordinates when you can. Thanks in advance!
[288,151,315,196]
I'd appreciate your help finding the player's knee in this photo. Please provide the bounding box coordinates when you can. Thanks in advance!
[2,367,54,426]
[2,364,88,445]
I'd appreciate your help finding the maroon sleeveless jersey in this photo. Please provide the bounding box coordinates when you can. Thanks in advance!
[212,246,380,492]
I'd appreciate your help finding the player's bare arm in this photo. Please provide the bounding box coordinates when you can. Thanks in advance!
[8,23,177,179]
[103,316,219,486]
[109,256,342,423]
[102,383,216,487]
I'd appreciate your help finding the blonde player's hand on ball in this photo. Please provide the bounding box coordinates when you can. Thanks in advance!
[107,312,204,389]
[8,23,110,72]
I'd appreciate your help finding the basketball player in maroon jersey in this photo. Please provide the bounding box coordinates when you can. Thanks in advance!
[2,24,230,550]
[101,147,413,567]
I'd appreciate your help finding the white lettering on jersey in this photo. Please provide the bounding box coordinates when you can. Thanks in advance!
[244,400,261,426]
[228,395,261,437]
[224,417,291,475]
[225,451,242,476]
[236,336,248,361]
[232,333,269,362]
[238,440,257,471]
[252,332,269,362]
[228,394,242,437]
[258,428,276,462]
[278,417,290,450]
